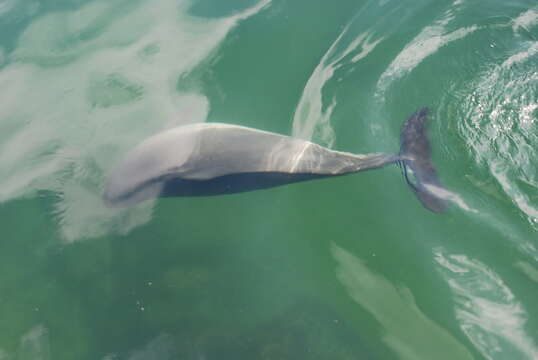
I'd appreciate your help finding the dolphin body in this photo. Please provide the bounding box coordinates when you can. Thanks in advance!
[104,108,446,212]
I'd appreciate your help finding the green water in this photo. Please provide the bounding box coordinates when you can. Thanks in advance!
[0,0,537,359]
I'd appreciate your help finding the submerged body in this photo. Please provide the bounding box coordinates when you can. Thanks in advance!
[104,108,446,212]
[104,123,397,207]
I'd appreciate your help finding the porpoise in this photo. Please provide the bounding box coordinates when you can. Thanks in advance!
[104,108,446,212]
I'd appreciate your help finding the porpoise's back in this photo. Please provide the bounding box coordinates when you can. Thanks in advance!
[104,123,395,207]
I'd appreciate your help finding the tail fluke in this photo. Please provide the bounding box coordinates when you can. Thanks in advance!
[399,108,447,213]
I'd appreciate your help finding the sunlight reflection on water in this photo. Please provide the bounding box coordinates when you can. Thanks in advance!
[0,0,271,241]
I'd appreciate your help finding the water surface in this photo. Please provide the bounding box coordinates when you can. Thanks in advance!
[0,0,537,359]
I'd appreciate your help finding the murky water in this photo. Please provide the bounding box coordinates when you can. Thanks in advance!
[0,0,537,359]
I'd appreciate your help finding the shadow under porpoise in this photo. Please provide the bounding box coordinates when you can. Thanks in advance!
[104,108,447,212]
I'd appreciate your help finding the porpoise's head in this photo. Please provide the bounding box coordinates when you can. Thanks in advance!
[103,125,202,207]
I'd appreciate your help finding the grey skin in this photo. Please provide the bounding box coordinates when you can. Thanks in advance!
[104,108,446,212]
[399,108,447,212]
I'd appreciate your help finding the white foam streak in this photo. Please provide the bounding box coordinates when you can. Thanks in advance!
[514,261,538,283]
[127,334,176,360]
[503,42,538,68]
[17,325,50,360]
[352,35,383,63]
[435,250,538,360]
[377,25,476,93]
[292,28,382,146]
[423,183,477,213]
[512,8,538,32]
[102,334,176,360]
[236,0,271,20]
[376,2,476,94]
[0,0,271,241]
[491,164,538,222]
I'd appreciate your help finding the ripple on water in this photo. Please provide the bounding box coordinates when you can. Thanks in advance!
[376,1,476,96]
[435,249,538,360]
[457,39,538,229]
